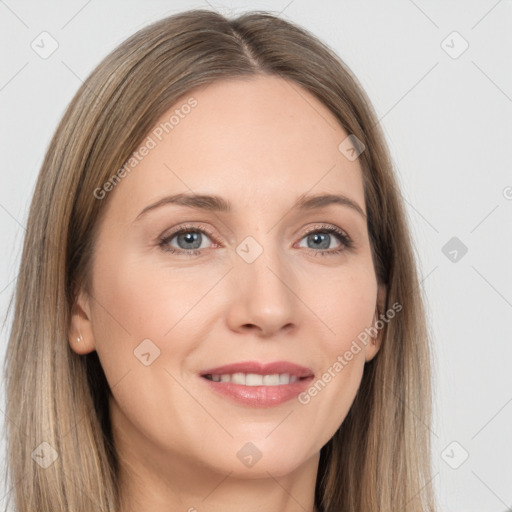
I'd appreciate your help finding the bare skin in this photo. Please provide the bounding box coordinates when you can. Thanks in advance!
[70,75,385,512]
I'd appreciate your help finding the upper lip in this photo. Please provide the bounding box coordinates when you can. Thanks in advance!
[200,360,314,379]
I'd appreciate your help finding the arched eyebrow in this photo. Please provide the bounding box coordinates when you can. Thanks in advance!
[295,193,366,219]
[133,192,366,222]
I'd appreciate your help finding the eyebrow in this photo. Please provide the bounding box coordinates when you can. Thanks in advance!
[134,191,366,222]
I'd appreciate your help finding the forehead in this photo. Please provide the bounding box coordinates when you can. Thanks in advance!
[106,75,365,218]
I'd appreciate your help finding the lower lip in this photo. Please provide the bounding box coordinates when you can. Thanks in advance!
[200,376,314,407]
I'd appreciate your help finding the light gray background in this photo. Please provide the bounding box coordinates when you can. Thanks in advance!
[1,1,511,510]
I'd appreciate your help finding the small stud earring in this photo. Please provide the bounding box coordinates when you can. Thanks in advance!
[77,335,83,343]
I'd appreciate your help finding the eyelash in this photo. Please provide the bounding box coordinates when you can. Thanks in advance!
[157,223,353,257]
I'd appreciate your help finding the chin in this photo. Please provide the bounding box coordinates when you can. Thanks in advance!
[202,437,319,478]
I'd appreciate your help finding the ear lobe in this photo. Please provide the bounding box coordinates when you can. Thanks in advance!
[68,290,96,355]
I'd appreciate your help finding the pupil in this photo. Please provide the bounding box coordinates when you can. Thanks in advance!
[179,232,201,249]
[309,233,329,250]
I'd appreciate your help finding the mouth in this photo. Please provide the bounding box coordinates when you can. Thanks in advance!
[202,373,308,385]
[199,361,315,407]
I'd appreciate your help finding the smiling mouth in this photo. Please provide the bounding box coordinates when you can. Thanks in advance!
[202,373,311,386]
[199,360,315,406]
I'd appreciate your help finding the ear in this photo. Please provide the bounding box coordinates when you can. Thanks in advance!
[364,283,387,362]
[68,288,96,355]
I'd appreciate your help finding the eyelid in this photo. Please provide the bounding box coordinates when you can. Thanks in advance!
[158,223,221,249]
[299,223,350,240]
[162,223,218,240]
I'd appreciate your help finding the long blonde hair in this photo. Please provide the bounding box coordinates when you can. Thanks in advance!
[3,9,436,512]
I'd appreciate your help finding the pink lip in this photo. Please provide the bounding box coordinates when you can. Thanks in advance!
[199,360,315,408]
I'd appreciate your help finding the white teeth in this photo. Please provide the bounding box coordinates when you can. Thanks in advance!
[246,374,264,386]
[280,373,292,384]
[206,372,300,385]
[231,373,246,385]
[263,374,280,386]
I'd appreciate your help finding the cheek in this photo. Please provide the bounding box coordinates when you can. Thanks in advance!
[91,251,214,340]
[88,257,207,444]
[88,252,225,384]
[293,263,377,434]
[309,263,378,350]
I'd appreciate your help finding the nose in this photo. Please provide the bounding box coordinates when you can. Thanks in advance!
[225,243,298,338]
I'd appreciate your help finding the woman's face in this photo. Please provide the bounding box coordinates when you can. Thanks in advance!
[71,75,384,481]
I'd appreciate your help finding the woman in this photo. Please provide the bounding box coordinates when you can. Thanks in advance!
[3,9,436,512]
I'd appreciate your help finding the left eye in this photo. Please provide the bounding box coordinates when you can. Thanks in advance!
[298,230,343,251]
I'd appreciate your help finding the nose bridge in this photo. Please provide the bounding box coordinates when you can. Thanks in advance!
[227,233,298,336]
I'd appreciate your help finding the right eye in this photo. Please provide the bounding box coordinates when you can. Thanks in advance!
[158,224,219,256]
